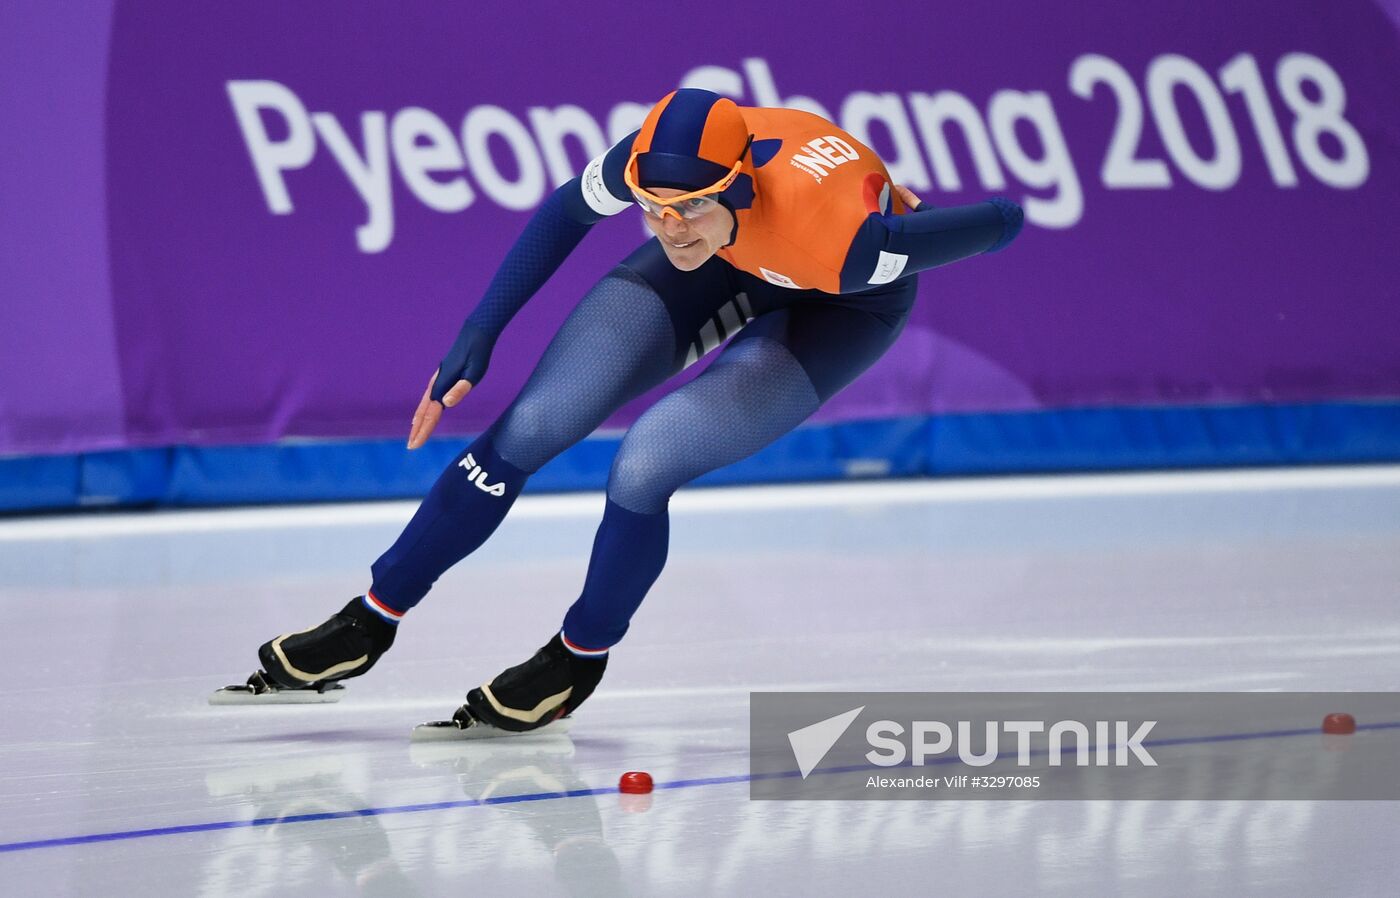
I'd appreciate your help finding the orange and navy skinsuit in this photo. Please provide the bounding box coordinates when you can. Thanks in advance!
[388,94,1024,644]
[429,100,1021,399]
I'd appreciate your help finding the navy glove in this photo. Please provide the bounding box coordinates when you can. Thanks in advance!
[430,321,495,403]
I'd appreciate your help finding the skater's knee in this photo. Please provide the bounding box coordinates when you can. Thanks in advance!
[492,394,568,472]
[606,420,686,514]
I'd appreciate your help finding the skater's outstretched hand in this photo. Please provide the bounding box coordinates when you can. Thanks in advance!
[408,321,495,450]
[408,371,472,449]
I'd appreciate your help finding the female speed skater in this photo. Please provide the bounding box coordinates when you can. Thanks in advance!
[222,88,1022,732]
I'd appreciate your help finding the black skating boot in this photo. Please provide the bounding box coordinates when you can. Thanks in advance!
[460,634,608,732]
[258,597,398,689]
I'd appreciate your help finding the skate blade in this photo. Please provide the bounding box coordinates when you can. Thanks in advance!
[208,682,346,705]
[410,716,572,742]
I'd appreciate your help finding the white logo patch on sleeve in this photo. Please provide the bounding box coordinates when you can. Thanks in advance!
[760,267,804,289]
[580,152,631,216]
[867,250,909,285]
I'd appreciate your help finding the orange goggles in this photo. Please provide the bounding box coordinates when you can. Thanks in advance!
[624,153,744,221]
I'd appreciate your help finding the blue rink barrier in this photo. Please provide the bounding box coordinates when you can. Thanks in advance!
[2,400,1398,512]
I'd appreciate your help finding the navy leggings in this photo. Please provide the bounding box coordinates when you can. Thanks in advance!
[369,240,917,649]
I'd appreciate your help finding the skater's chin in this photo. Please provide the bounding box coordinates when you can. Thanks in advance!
[659,243,712,271]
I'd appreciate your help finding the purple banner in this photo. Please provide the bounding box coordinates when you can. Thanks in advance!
[3,1,1399,457]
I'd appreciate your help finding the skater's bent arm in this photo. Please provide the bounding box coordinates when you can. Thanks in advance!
[409,134,638,449]
[838,187,1023,293]
[451,130,637,361]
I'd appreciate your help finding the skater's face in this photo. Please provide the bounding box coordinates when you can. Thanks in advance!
[642,188,734,271]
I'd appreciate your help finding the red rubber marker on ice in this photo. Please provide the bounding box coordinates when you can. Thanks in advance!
[619,771,654,794]
[1322,713,1356,735]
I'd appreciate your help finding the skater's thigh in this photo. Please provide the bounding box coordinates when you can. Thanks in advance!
[730,293,913,403]
[491,243,731,471]
[622,294,913,450]
[604,327,821,513]
[617,239,746,365]
[522,240,736,396]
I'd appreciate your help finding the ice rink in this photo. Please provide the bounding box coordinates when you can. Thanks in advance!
[2,466,1398,896]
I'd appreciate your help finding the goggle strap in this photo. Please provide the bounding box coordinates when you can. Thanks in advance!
[625,134,754,207]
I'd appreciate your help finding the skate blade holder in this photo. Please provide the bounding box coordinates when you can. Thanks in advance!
[209,674,346,705]
[410,716,572,742]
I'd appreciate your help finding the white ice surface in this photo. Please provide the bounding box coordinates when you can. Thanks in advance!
[1,467,1398,896]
